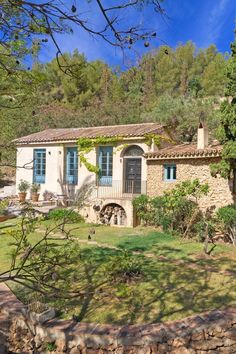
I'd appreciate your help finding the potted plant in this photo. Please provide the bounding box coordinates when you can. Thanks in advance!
[31,183,41,202]
[18,180,30,202]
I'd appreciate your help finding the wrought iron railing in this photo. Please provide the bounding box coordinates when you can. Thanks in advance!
[96,180,147,199]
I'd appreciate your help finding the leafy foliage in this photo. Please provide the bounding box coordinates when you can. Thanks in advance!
[77,136,121,173]
[104,251,143,283]
[18,179,30,193]
[210,30,236,178]
[0,42,229,181]
[217,205,236,246]
[133,179,209,237]
[31,183,40,193]
[0,198,9,215]
[48,208,84,224]
[0,208,83,298]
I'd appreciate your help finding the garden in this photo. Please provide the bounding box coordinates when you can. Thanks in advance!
[0,194,236,325]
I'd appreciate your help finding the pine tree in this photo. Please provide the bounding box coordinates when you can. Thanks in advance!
[211,29,236,179]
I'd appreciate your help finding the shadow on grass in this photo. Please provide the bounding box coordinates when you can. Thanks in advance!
[12,243,236,325]
[117,232,175,252]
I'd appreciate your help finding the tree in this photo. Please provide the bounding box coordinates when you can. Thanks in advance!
[0,0,164,73]
[141,95,216,142]
[210,30,236,179]
[0,208,84,298]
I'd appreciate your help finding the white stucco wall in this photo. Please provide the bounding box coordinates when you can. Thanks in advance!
[16,139,150,203]
[16,144,64,199]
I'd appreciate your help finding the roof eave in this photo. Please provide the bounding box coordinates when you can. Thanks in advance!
[15,135,149,146]
[145,153,222,160]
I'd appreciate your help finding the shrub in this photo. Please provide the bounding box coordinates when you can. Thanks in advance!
[217,205,236,245]
[48,208,84,224]
[0,198,9,216]
[104,251,143,283]
[133,179,209,238]
[132,194,151,225]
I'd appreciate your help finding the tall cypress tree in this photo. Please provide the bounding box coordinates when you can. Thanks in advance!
[211,29,236,179]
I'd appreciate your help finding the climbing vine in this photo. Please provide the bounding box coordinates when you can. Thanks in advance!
[77,136,121,173]
[77,134,174,173]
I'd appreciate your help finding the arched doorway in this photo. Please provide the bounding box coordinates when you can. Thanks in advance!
[123,145,144,194]
[99,203,127,226]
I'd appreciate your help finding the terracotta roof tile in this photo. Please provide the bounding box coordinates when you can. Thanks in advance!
[14,123,165,144]
[145,143,222,159]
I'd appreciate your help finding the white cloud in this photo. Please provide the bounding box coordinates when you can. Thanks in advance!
[206,0,230,43]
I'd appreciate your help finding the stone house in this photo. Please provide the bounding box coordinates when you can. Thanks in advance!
[146,123,235,210]
[14,123,167,226]
[14,122,235,227]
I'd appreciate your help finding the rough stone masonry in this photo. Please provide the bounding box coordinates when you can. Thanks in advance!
[1,283,236,353]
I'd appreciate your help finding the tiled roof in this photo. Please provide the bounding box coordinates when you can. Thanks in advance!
[14,123,164,144]
[145,143,222,159]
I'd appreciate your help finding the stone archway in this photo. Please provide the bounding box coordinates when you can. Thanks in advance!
[99,203,127,226]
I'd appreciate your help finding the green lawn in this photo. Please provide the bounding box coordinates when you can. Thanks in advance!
[1,220,236,324]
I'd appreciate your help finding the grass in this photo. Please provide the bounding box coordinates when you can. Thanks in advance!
[1,219,236,325]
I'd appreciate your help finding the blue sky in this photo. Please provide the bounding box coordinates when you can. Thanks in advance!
[39,0,236,68]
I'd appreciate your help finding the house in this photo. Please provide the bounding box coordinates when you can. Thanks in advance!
[145,122,235,210]
[14,122,235,227]
[14,123,168,226]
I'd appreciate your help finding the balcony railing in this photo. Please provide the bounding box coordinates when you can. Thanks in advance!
[96,180,147,199]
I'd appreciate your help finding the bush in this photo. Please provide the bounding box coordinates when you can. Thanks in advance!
[0,198,9,216]
[48,208,84,223]
[132,194,150,225]
[217,205,236,245]
[104,251,143,283]
[133,179,209,238]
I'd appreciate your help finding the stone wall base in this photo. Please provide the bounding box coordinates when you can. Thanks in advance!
[1,283,236,353]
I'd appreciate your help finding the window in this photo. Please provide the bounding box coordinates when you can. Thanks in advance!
[98,146,113,186]
[33,149,46,183]
[164,164,176,181]
[66,147,78,184]
[123,145,144,157]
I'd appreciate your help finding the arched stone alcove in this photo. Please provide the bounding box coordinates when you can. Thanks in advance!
[99,203,127,226]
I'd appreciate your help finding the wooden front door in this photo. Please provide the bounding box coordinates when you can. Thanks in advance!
[124,158,141,194]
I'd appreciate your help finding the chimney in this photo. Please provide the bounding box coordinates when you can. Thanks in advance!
[197,121,208,149]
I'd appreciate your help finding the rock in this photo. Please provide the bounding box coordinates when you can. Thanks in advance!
[191,330,205,341]
[56,339,67,352]
[169,347,194,354]
[149,344,159,354]
[224,338,236,346]
[34,308,56,324]
[34,334,43,348]
[190,338,223,350]
[224,328,236,340]
[170,337,189,348]
[157,343,169,354]
[69,347,81,354]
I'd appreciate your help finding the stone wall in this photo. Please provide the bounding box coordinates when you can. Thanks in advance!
[2,283,236,353]
[147,157,235,210]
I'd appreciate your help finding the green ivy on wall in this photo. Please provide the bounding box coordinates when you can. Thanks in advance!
[77,136,121,173]
[77,134,174,173]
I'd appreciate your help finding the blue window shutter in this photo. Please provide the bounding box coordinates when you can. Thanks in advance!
[98,146,113,186]
[66,147,78,185]
[164,164,176,181]
[164,165,168,181]
[172,165,177,180]
[33,149,46,183]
